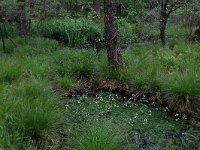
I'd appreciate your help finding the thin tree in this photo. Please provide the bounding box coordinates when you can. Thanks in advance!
[28,0,35,34]
[93,0,100,14]
[104,0,122,70]
[17,0,28,36]
[159,0,191,46]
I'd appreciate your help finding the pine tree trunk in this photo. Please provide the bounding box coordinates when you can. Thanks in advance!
[104,0,122,70]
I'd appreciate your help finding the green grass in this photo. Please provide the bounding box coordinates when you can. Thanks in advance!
[0,38,61,149]
[35,19,102,48]
[0,60,23,83]
[0,37,200,149]
[53,42,200,115]
[59,75,78,89]
[75,122,121,150]
[64,93,199,149]
[0,80,60,149]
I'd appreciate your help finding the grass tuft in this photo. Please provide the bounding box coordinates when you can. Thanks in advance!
[0,60,22,83]
[75,122,120,150]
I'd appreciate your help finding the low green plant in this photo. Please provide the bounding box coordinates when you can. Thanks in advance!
[118,18,137,47]
[0,60,22,83]
[36,19,102,48]
[0,80,60,148]
[24,57,50,79]
[75,122,120,150]
[15,98,58,142]
[14,37,59,57]
[162,71,200,114]
[3,23,18,37]
[59,75,78,89]
[55,50,96,78]
[0,40,15,53]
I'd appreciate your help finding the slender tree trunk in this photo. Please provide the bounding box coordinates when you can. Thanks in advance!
[160,15,167,47]
[17,0,28,36]
[28,0,35,35]
[0,24,5,51]
[93,0,100,13]
[160,1,168,47]
[104,0,122,69]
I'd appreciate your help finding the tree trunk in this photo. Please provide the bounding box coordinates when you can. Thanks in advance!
[28,0,35,35]
[93,0,100,14]
[17,0,28,36]
[0,24,5,51]
[160,16,167,47]
[160,1,168,47]
[104,0,122,70]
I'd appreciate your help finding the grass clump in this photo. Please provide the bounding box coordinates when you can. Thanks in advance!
[162,71,200,115]
[75,122,120,150]
[0,40,15,54]
[36,19,102,48]
[59,75,78,90]
[55,50,96,78]
[0,60,22,83]
[24,57,50,79]
[0,80,60,148]
[14,37,60,57]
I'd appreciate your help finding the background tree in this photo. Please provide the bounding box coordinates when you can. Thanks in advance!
[17,0,28,36]
[93,0,100,14]
[158,0,191,46]
[104,0,122,69]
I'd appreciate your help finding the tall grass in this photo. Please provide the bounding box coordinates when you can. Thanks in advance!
[0,80,60,148]
[0,37,61,149]
[75,122,121,150]
[0,60,23,83]
[55,50,97,78]
[36,19,102,48]
[162,71,200,114]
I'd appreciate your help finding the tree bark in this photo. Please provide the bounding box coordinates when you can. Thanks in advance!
[160,0,168,47]
[28,0,35,35]
[93,0,100,14]
[0,24,5,51]
[104,0,122,70]
[17,0,28,36]
[160,15,167,47]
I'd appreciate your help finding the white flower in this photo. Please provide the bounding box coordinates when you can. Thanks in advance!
[175,113,179,117]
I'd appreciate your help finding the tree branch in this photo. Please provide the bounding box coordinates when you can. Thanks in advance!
[167,0,190,15]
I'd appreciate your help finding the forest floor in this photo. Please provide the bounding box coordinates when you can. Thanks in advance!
[0,37,200,149]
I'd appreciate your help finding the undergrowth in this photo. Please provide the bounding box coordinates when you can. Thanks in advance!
[0,38,61,149]
[54,41,200,116]
[0,37,200,149]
